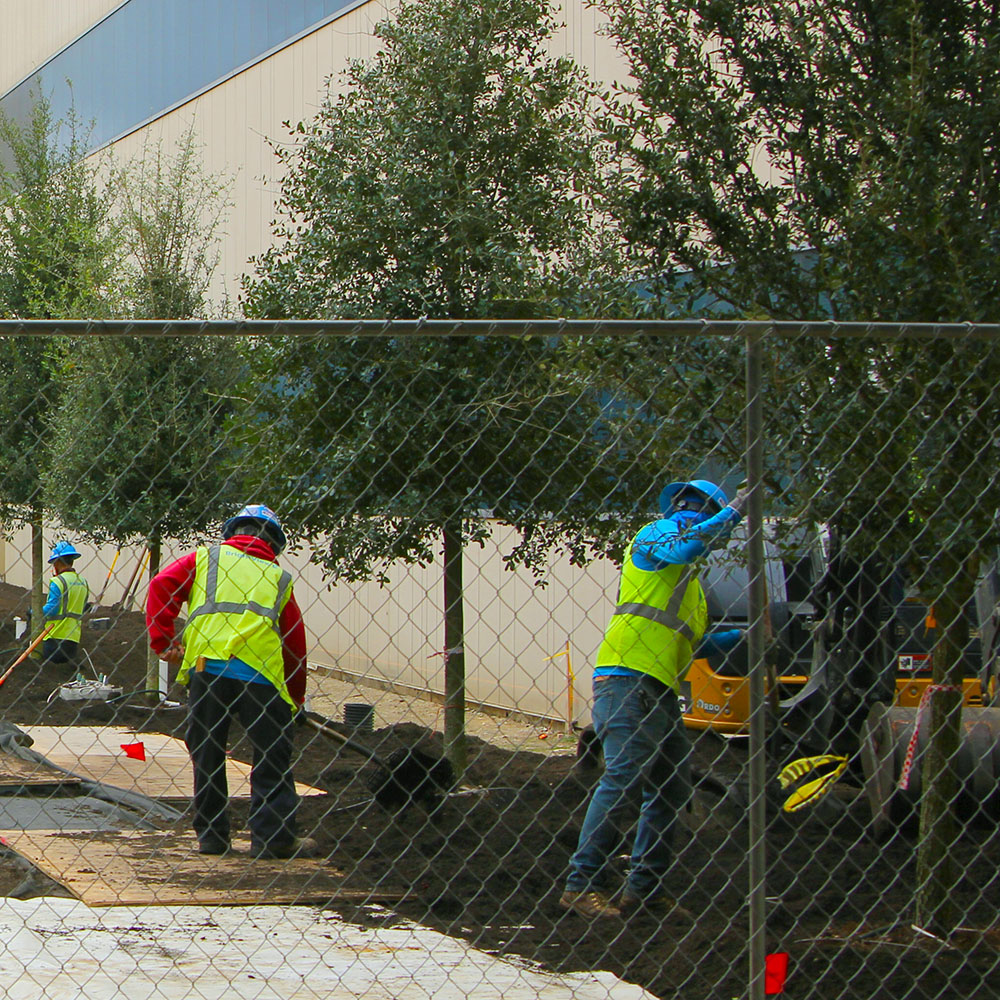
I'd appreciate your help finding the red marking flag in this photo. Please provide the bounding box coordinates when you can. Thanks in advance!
[121,742,146,761]
[765,952,789,994]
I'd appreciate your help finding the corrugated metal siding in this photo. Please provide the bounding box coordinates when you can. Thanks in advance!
[0,1,123,94]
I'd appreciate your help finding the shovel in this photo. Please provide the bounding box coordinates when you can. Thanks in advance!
[111,546,149,614]
[301,710,453,810]
[0,624,54,689]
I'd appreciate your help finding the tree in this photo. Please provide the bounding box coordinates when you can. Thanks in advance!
[115,128,231,319]
[0,94,121,640]
[45,131,236,696]
[241,0,628,772]
[244,0,612,319]
[598,0,1000,932]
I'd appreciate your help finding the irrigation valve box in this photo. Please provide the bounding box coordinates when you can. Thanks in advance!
[58,679,122,702]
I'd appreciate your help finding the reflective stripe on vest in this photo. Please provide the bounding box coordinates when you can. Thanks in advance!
[611,566,697,644]
[185,546,292,627]
[49,572,87,621]
[47,570,88,642]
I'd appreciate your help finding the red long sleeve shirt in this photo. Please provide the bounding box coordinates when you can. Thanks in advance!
[145,535,308,705]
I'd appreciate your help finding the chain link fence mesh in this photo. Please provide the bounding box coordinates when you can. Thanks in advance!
[0,320,997,999]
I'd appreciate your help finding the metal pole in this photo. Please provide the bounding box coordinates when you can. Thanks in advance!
[1,318,999,340]
[745,328,767,1000]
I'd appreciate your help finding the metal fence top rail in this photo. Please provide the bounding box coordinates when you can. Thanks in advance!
[0,318,998,339]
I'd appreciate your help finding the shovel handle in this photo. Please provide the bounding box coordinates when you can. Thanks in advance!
[0,625,54,688]
[302,712,389,769]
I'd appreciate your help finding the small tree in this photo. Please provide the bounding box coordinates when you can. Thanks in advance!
[241,0,626,772]
[46,130,235,695]
[0,94,121,638]
[115,128,231,318]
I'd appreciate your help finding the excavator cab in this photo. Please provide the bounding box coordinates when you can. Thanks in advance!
[674,521,1000,831]
[679,521,825,734]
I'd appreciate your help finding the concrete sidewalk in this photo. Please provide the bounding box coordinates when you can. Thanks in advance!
[0,897,655,1000]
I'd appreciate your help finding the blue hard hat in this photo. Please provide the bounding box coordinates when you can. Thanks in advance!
[48,541,82,563]
[659,480,728,516]
[222,503,287,553]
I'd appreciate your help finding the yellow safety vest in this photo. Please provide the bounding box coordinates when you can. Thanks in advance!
[595,535,708,692]
[46,570,89,643]
[178,545,295,706]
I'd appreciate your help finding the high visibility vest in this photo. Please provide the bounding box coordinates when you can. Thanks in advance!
[595,536,708,691]
[178,545,295,706]
[46,570,89,642]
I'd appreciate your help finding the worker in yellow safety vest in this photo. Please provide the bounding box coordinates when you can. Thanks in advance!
[560,479,749,921]
[146,504,314,860]
[42,541,90,667]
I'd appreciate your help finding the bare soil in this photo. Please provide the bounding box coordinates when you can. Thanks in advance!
[0,580,997,999]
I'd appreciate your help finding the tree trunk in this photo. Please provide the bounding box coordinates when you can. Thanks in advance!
[29,506,45,658]
[914,554,976,934]
[442,518,467,776]
[144,534,162,701]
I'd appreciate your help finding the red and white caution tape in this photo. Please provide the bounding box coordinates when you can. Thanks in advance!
[897,683,963,791]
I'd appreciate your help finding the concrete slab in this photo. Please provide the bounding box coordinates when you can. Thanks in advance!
[0,795,129,833]
[0,897,657,1000]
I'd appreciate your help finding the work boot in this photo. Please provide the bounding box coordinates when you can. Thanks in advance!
[558,890,622,919]
[249,836,319,860]
[198,835,231,856]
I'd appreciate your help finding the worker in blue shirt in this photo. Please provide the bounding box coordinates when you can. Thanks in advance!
[560,479,747,920]
[42,541,90,667]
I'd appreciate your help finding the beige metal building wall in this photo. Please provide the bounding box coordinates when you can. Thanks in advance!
[103,0,396,308]
[1,1,627,307]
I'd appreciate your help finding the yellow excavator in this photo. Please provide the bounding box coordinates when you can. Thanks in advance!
[680,528,995,736]
[678,525,1000,831]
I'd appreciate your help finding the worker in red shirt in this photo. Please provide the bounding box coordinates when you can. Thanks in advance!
[146,504,315,859]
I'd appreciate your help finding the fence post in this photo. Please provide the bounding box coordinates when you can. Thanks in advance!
[745,326,767,1000]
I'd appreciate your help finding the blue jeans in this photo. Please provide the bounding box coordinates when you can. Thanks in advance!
[565,673,691,899]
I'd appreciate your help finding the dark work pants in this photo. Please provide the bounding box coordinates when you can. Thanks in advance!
[42,638,79,667]
[186,672,299,849]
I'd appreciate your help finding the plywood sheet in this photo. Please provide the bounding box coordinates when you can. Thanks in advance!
[21,726,324,799]
[0,828,402,907]
[0,751,80,790]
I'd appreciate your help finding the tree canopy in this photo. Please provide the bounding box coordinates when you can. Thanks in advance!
[0,97,120,520]
[240,0,636,579]
[601,0,1000,322]
[597,0,1000,931]
[597,0,1000,572]
[243,0,612,319]
[45,130,237,549]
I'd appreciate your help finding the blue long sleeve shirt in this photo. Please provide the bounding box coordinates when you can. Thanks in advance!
[43,578,64,618]
[594,505,744,679]
[630,505,741,570]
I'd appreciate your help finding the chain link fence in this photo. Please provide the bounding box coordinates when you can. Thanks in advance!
[0,319,997,999]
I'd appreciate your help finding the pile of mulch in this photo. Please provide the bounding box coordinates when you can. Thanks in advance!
[0,581,998,999]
